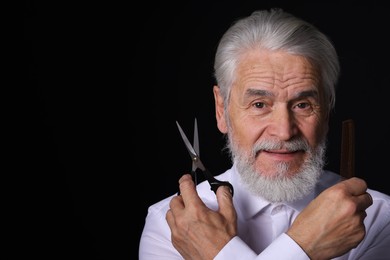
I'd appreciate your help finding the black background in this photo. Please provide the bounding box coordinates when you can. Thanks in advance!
[25,1,389,259]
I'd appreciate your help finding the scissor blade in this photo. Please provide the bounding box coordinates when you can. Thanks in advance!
[176,121,198,159]
[193,118,199,172]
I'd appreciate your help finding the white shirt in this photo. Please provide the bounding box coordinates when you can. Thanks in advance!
[139,165,390,259]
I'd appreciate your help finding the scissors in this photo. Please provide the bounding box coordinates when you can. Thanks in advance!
[176,118,234,196]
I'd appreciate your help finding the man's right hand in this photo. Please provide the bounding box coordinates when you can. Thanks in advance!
[166,174,237,260]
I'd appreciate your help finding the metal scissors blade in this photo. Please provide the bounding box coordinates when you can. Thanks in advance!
[176,119,234,196]
[193,118,199,172]
[176,119,206,171]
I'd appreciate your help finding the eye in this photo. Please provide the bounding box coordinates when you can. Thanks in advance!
[253,102,265,108]
[296,102,310,109]
[293,102,315,116]
[248,100,271,116]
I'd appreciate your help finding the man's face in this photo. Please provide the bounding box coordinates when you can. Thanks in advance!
[214,49,328,201]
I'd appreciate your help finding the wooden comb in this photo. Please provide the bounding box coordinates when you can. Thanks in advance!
[339,119,355,179]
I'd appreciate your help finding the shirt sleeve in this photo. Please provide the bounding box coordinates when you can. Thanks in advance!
[139,198,184,260]
[350,194,390,259]
[215,234,309,260]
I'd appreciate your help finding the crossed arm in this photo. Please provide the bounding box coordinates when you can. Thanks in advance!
[166,174,373,260]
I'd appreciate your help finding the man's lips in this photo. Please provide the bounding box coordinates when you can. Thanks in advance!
[264,149,296,154]
[258,149,304,160]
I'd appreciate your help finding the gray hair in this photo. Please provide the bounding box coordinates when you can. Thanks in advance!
[213,8,340,113]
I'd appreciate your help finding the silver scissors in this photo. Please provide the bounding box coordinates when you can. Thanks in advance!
[176,118,234,196]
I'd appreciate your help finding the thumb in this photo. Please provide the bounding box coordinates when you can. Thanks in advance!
[216,185,236,219]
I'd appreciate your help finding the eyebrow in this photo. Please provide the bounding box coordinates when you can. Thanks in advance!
[244,88,319,100]
[293,90,319,100]
[244,89,274,98]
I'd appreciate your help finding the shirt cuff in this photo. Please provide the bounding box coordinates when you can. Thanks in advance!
[214,236,257,260]
[259,233,310,260]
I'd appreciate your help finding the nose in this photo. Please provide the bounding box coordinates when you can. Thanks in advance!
[267,107,297,141]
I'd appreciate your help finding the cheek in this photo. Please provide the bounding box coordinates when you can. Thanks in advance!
[303,121,327,146]
[317,127,328,144]
[231,119,263,150]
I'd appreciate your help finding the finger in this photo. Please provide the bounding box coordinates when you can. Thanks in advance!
[169,193,184,210]
[177,172,191,195]
[167,193,186,229]
[341,177,368,196]
[166,208,175,227]
[177,172,195,196]
[355,192,374,211]
[367,192,373,205]
[178,174,204,206]
[216,185,236,219]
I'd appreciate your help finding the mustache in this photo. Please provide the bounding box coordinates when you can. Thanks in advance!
[253,138,310,154]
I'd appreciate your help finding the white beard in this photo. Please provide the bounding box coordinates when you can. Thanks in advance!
[226,131,326,203]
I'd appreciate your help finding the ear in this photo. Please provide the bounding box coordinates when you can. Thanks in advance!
[213,85,228,134]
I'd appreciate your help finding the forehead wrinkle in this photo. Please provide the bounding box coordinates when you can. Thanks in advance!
[273,71,319,87]
[240,68,275,85]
